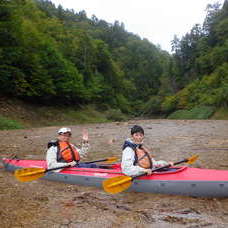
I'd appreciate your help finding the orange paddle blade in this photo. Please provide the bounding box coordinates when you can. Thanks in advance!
[14,167,46,182]
[187,155,199,164]
[104,157,118,163]
[103,175,133,194]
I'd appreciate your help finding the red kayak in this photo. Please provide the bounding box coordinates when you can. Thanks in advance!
[2,158,228,197]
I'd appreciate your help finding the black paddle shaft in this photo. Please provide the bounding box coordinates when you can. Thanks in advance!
[44,158,111,171]
[133,158,188,179]
[84,159,106,164]
[44,165,71,173]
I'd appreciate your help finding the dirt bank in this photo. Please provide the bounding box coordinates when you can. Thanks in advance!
[1,120,228,227]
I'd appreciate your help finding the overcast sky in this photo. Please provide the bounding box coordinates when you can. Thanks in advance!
[51,0,224,52]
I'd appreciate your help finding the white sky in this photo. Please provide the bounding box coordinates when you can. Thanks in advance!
[51,0,224,52]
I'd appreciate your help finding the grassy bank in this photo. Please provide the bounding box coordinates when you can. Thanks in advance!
[167,106,228,120]
[211,107,228,120]
[1,97,227,130]
[0,97,128,130]
[168,106,215,120]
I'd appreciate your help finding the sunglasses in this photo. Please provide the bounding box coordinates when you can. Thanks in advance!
[59,133,71,137]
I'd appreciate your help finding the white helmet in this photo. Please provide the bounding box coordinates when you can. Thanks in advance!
[58,127,72,135]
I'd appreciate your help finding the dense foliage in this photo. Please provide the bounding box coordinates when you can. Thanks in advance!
[161,1,228,117]
[0,0,227,118]
[0,0,170,113]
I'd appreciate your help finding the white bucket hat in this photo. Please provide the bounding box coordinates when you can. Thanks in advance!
[58,127,72,135]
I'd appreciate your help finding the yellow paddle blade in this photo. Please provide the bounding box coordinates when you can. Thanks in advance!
[14,168,46,182]
[187,155,199,164]
[104,157,118,164]
[103,175,133,194]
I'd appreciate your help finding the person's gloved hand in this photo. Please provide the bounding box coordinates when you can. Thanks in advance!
[68,161,77,167]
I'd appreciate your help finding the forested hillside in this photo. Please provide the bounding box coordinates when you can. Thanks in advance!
[160,1,228,118]
[0,0,227,120]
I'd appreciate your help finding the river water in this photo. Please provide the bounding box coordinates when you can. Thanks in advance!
[0,120,228,227]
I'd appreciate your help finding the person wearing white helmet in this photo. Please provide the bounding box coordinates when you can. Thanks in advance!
[46,127,98,171]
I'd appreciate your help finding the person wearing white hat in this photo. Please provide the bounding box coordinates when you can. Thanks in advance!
[46,127,97,171]
[57,127,72,135]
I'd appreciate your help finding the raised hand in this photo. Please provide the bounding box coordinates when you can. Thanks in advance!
[82,129,89,142]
